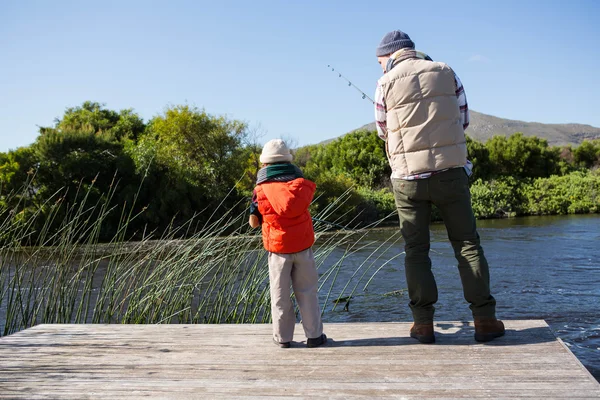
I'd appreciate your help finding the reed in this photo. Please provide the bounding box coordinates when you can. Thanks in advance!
[0,180,401,336]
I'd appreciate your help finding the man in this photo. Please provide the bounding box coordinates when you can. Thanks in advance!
[374,30,504,343]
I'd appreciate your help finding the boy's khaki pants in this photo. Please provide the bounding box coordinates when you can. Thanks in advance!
[268,247,323,343]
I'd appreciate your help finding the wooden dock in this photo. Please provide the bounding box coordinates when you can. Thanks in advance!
[1,320,598,399]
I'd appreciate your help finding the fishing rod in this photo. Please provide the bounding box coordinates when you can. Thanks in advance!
[327,65,375,104]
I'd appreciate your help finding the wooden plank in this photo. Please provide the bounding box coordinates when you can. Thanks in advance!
[0,320,598,399]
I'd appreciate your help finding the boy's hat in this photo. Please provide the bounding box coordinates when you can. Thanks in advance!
[260,139,293,164]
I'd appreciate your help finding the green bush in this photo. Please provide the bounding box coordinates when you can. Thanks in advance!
[524,171,600,215]
[309,171,398,227]
[355,186,397,224]
[470,177,525,218]
[309,172,362,226]
[485,133,560,178]
[300,130,390,189]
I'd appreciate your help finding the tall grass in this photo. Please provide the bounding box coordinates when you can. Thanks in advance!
[0,180,402,336]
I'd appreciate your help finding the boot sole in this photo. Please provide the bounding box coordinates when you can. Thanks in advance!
[273,339,291,348]
[474,331,505,343]
[410,332,435,344]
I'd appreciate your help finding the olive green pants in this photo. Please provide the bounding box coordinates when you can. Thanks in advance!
[392,168,497,324]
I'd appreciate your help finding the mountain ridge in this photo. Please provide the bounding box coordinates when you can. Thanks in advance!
[321,110,600,146]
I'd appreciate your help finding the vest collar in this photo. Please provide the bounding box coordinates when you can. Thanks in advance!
[387,49,433,72]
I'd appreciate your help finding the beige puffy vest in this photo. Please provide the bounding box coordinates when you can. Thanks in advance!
[379,58,467,176]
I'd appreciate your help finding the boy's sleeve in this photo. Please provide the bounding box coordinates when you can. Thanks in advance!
[249,189,263,224]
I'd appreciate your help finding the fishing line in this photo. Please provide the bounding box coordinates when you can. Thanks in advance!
[312,217,349,231]
[327,65,375,104]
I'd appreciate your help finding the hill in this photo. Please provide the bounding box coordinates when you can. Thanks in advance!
[333,110,600,146]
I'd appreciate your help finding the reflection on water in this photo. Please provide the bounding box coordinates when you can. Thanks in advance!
[319,214,600,382]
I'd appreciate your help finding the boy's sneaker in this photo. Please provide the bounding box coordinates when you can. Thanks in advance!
[273,338,291,348]
[306,334,327,348]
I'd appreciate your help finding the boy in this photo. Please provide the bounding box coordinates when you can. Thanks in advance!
[249,139,327,348]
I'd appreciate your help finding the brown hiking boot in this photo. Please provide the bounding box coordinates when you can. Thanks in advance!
[410,323,435,344]
[474,318,505,342]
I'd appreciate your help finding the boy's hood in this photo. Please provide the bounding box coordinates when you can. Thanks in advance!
[261,178,316,218]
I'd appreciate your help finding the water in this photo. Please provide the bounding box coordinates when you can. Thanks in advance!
[318,214,600,382]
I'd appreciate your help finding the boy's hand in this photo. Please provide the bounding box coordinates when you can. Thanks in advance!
[249,189,262,228]
[249,214,261,228]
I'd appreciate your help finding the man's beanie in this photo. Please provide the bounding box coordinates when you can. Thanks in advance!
[376,30,415,57]
[260,139,293,164]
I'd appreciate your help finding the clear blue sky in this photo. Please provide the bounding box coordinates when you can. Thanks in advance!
[1,0,599,152]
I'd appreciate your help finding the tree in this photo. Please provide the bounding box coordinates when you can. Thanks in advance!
[29,101,147,239]
[0,147,37,195]
[33,129,136,197]
[0,147,39,216]
[236,143,262,195]
[41,101,146,142]
[141,105,247,196]
[466,135,492,181]
[127,105,249,230]
[573,139,600,169]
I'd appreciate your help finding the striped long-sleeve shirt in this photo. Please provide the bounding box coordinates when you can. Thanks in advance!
[374,73,472,180]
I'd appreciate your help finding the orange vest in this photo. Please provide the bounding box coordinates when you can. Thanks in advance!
[254,178,316,254]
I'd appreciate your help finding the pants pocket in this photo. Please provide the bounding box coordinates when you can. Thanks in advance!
[436,172,469,201]
[392,178,417,200]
